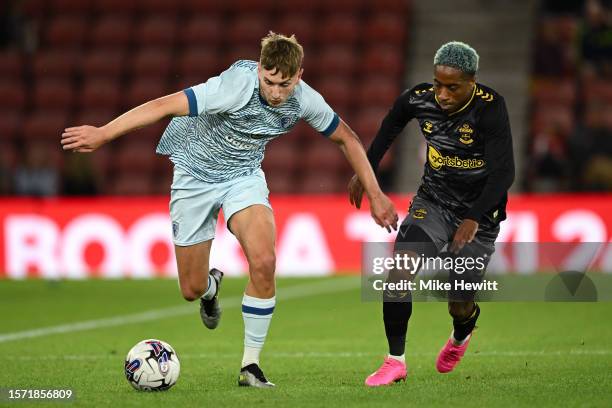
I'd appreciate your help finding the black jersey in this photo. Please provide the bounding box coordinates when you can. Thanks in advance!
[367,83,515,228]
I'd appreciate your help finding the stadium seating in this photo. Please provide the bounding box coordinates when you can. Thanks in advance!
[313,77,354,111]
[33,50,79,78]
[182,0,227,15]
[23,112,68,142]
[0,112,22,141]
[81,49,126,80]
[129,47,173,79]
[124,79,170,111]
[90,16,133,48]
[177,47,223,85]
[73,109,116,128]
[49,0,93,16]
[92,0,137,16]
[180,16,224,47]
[315,46,359,77]
[0,81,27,114]
[275,0,319,14]
[526,4,612,192]
[229,15,271,47]
[318,14,361,45]
[134,16,177,48]
[78,79,122,112]
[33,79,75,110]
[4,0,411,195]
[365,13,406,46]
[273,15,315,46]
[0,51,23,80]
[45,16,88,48]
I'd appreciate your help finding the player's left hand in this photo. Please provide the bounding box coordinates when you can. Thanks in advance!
[450,219,479,254]
[369,193,399,232]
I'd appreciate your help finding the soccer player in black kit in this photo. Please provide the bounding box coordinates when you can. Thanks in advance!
[348,42,515,386]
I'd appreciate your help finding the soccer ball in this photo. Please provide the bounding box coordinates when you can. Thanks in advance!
[124,339,180,391]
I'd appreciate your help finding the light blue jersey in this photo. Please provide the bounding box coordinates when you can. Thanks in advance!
[156,60,340,183]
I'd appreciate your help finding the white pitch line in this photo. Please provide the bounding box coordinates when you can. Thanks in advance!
[0,278,360,344]
[6,349,612,361]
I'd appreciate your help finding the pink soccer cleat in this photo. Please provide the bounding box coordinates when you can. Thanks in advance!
[436,334,472,373]
[365,357,407,387]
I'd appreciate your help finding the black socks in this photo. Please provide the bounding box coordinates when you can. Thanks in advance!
[452,303,480,342]
[383,299,412,356]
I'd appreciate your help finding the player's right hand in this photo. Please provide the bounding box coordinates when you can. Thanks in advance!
[369,193,399,232]
[348,174,365,209]
[61,125,109,152]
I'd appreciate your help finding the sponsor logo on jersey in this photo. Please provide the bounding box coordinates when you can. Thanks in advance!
[458,123,474,145]
[427,145,485,170]
[422,121,433,134]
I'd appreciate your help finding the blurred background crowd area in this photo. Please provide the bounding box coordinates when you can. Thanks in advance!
[528,0,612,192]
[0,0,610,197]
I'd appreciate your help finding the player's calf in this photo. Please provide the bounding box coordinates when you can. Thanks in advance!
[449,302,480,343]
[246,253,276,298]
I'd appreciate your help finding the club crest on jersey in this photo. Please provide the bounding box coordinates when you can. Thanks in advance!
[280,115,296,129]
[458,123,474,145]
[422,121,433,134]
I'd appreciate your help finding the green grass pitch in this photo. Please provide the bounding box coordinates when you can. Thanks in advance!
[1,277,611,407]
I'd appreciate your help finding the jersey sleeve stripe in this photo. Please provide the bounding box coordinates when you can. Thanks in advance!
[184,88,198,117]
[321,113,340,137]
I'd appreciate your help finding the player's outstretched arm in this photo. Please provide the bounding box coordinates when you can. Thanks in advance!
[329,120,398,232]
[61,91,190,152]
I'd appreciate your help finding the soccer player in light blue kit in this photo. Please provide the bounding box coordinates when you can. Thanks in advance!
[61,32,398,387]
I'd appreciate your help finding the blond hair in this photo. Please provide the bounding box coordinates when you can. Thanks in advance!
[260,31,303,78]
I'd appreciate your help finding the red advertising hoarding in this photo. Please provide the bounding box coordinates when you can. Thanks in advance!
[0,195,610,278]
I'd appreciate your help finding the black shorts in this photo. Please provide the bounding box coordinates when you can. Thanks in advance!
[394,195,500,301]
[399,195,499,252]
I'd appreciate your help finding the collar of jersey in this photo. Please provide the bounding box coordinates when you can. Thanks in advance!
[435,85,476,116]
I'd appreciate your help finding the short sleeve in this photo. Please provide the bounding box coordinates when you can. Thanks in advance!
[184,64,255,116]
[298,81,339,137]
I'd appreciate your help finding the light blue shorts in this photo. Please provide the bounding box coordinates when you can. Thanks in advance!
[169,166,272,246]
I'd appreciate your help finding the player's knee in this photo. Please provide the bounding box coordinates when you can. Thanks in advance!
[248,251,276,276]
[249,254,276,293]
[180,281,206,302]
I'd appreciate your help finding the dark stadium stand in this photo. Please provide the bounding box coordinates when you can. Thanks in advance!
[526,0,612,192]
[1,0,410,195]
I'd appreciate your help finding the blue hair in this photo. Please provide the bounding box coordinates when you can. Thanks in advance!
[434,41,479,75]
